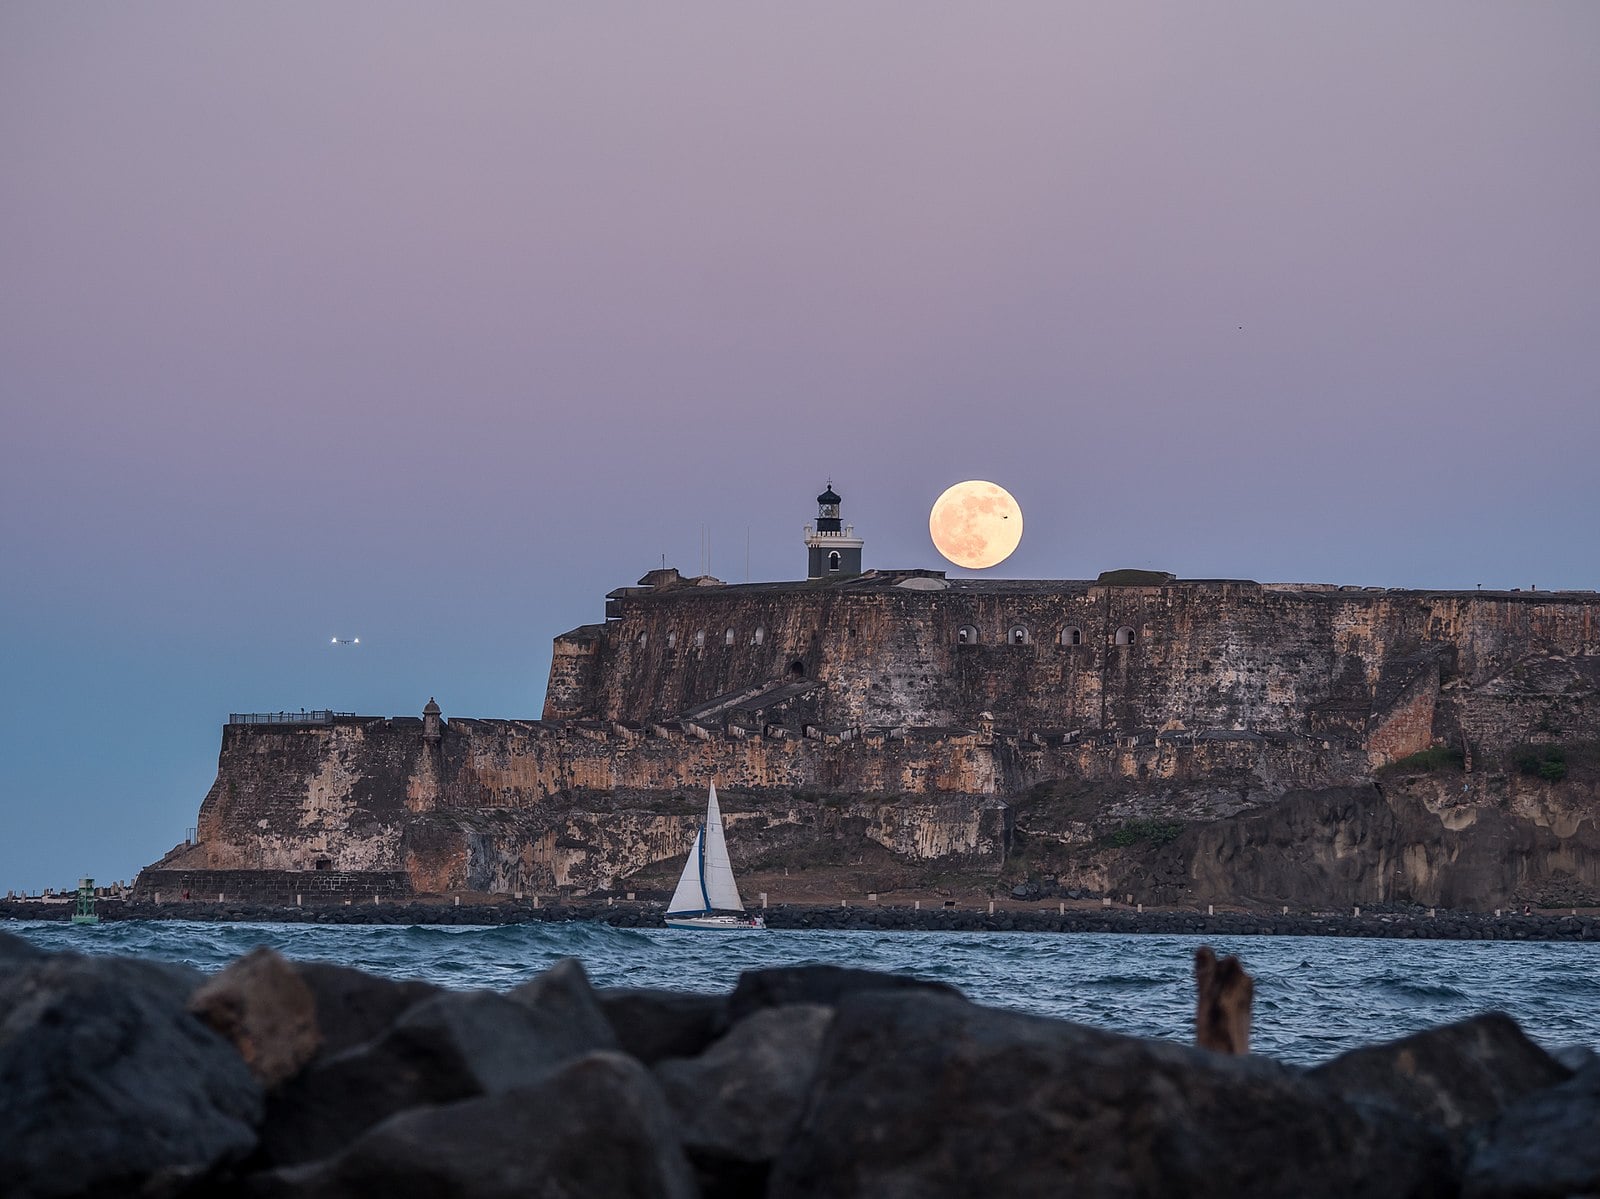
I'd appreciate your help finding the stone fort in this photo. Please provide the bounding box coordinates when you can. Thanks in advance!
[137,486,1600,910]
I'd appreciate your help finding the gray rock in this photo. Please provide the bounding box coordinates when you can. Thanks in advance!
[1550,1043,1598,1073]
[657,1003,833,1190]
[599,986,729,1065]
[0,950,263,1199]
[0,929,44,962]
[191,947,321,1087]
[256,979,617,1166]
[1464,1060,1600,1198]
[726,963,961,1024]
[769,989,1454,1199]
[245,1051,699,1199]
[505,956,620,1052]
[289,959,439,1059]
[1310,1011,1571,1135]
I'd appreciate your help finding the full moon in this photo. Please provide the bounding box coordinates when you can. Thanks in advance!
[929,480,1024,570]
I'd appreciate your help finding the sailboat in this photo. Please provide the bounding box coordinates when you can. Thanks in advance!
[665,782,766,930]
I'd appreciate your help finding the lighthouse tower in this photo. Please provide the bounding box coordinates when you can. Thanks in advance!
[804,482,864,579]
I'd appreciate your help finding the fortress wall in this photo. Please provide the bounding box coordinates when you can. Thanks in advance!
[543,626,604,721]
[400,788,1014,895]
[191,722,416,872]
[568,581,1320,730]
[567,588,840,723]
[131,869,412,905]
[182,710,1361,881]
[437,719,998,803]
[179,716,1003,875]
[551,582,1600,753]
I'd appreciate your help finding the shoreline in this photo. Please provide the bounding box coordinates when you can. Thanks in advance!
[5,898,1598,942]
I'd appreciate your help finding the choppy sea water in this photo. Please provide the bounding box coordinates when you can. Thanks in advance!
[11,920,1600,1066]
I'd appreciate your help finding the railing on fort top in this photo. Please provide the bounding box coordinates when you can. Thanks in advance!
[227,710,355,726]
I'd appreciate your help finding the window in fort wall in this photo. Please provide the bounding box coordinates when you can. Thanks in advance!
[1009,626,1031,645]
[957,624,979,644]
[1114,626,1137,646]
[666,632,677,648]
[752,627,765,646]
[693,630,706,649]
[1061,626,1083,646]
[724,628,736,645]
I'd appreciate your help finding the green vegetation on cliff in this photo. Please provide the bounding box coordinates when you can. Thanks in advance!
[1104,819,1185,848]
[1515,745,1569,782]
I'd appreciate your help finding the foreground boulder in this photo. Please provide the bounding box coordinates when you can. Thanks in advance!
[1464,1059,1600,1199]
[190,948,322,1087]
[725,963,961,1023]
[246,1051,699,1199]
[0,928,45,962]
[506,956,620,1048]
[0,951,262,1199]
[768,988,1455,1199]
[1309,1011,1572,1137]
[256,964,618,1166]
[288,959,439,1059]
[656,1003,834,1195]
[3,935,1595,1199]
[599,986,729,1064]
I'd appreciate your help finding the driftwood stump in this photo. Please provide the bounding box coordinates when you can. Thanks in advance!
[1194,945,1253,1054]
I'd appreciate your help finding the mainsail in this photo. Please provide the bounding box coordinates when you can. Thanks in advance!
[666,828,706,915]
[666,783,745,915]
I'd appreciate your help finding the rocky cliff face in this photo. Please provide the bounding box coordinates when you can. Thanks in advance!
[1008,758,1600,910]
[141,574,1600,909]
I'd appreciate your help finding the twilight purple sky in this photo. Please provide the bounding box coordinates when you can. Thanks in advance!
[2,4,1596,892]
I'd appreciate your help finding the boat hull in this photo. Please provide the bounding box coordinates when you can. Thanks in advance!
[664,914,766,931]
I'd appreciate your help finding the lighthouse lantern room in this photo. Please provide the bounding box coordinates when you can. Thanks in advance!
[803,482,864,579]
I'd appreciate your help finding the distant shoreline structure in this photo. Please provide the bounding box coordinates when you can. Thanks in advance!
[124,488,1600,916]
[6,895,1600,944]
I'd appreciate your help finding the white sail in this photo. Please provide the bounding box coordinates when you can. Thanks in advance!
[665,783,745,915]
[667,827,707,915]
[700,783,745,912]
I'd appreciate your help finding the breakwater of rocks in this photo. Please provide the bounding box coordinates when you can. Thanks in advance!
[2,927,1597,1199]
[5,897,1598,941]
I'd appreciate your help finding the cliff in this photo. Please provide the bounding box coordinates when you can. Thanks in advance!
[138,572,1600,910]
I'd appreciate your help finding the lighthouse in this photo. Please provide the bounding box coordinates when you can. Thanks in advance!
[803,482,864,579]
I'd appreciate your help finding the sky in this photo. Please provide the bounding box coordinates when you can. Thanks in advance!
[2,3,1597,892]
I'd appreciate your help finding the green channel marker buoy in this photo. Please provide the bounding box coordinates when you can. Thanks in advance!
[71,877,100,925]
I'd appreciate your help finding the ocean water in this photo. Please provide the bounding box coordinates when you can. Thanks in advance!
[11,919,1600,1067]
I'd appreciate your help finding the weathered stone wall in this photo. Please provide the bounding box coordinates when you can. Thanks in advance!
[152,714,1016,894]
[543,625,604,721]
[551,577,1600,758]
[188,719,421,872]
[130,869,411,905]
